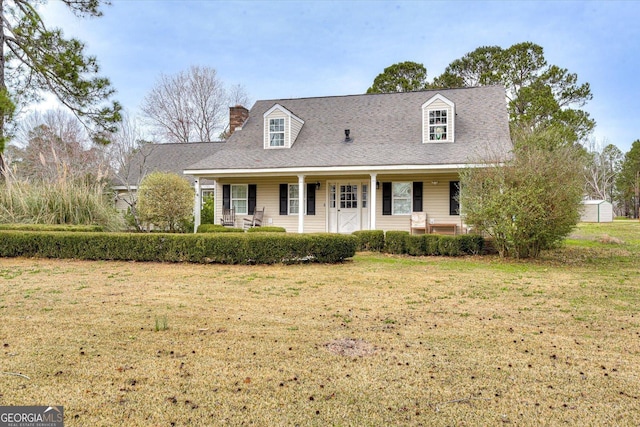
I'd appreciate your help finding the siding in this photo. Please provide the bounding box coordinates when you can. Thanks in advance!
[215,177,327,233]
[375,173,462,231]
[213,173,462,233]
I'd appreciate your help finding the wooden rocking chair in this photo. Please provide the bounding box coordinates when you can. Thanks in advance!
[220,208,235,227]
[243,207,264,230]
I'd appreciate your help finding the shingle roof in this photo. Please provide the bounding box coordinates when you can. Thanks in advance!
[114,142,223,186]
[185,86,512,173]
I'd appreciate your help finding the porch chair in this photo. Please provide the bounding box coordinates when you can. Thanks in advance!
[410,212,427,235]
[219,208,235,227]
[243,207,265,230]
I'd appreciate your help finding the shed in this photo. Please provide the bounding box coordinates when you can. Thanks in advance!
[580,200,613,223]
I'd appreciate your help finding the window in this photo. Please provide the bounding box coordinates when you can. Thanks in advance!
[329,184,336,209]
[392,182,411,215]
[269,118,285,147]
[362,184,368,208]
[429,110,447,141]
[450,181,460,216]
[340,185,358,209]
[231,184,248,215]
[288,184,299,214]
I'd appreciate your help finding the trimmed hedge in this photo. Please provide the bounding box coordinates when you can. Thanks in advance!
[384,232,484,256]
[197,224,244,233]
[0,231,357,264]
[247,226,286,233]
[384,231,409,254]
[352,230,385,252]
[0,223,104,232]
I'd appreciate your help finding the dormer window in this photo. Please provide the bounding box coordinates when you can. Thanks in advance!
[422,94,455,143]
[269,118,285,147]
[429,110,448,141]
[263,104,305,149]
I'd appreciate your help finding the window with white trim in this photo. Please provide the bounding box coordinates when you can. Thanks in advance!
[269,118,285,147]
[392,182,411,215]
[429,110,448,141]
[231,184,248,215]
[288,184,299,214]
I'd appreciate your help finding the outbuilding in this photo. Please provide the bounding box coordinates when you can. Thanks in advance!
[580,200,613,223]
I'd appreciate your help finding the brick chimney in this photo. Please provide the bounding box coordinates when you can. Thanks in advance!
[228,105,249,137]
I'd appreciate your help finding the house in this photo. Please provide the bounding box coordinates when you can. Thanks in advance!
[184,86,513,234]
[112,142,222,213]
[580,200,614,223]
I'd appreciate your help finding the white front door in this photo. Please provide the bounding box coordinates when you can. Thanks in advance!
[337,184,360,233]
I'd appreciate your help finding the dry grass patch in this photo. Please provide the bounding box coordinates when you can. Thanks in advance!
[1,224,639,425]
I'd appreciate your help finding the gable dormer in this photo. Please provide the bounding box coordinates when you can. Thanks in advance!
[263,104,305,149]
[422,94,455,143]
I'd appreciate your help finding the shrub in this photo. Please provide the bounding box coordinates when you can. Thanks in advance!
[200,194,215,224]
[137,172,193,232]
[247,226,286,233]
[460,130,585,258]
[352,230,385,251]
[406,234,426,256]
[424,234,441,255]
[0,231,357,265]
[384,231,409,254]
[0,224,104,232]
[197,224,244,233]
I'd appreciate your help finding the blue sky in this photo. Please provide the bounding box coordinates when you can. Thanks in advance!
[40,0,640,153]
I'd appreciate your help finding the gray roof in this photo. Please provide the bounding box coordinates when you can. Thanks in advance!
[186,86,512,174]
[114,142,222,186]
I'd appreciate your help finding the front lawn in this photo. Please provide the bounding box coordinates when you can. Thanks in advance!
[1,222,639,425]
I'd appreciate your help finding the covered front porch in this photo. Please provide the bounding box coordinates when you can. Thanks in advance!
[190,168,463,234]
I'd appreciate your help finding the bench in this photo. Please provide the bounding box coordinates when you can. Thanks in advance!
[428,223,458,235]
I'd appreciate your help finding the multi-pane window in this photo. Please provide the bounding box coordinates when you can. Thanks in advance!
[288,184,299,214]
[392,182,411,215]
[269,118,285,147]
[340,185,358,209]
[329,184,336,209]
[231,184,248,215]
[429,110,447,141]
[362,184,368,208]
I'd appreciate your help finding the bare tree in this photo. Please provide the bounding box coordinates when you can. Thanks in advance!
[106,110,153,231]
[11,109,110,182]
[141,65,249,143]
[583,138,623,203]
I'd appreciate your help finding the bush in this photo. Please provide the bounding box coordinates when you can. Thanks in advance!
[460,130,585,258]
[424,234,441,255]
[0,231,357,264]
[0,224,104,232]
[137,172,193,232]
[247,226,286,233]
[406,234,426,256]
[384,231,409,254]
[352,230,385,251]
[197,224,244,233]
[200,195,215,224]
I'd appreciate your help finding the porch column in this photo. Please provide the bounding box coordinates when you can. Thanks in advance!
[298,174,305,233]
[193,178,201,233]
[370,173,377,230]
